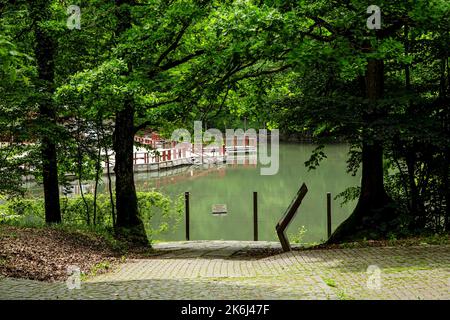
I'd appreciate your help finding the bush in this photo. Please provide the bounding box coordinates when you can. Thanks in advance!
[289,225,307,244]
[137,191,184,239]
[0,190,183,241]
[0,197,45,226]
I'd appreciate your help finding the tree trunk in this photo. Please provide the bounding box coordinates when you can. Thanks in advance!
[442,57,450,232]
[76,118,90,225]
[106,152,116,227]
[93,134,101,226]
[328,141,394,242]
[113,101,147,244]
[444,148,450,232]
[103,130,116,227]
[33,0,61,224]
[40,131,61,223]
[328,59,397,243]
[111,0,148,244]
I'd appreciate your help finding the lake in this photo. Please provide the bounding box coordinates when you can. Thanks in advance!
[133,143,359,243]
[24,143,359,243]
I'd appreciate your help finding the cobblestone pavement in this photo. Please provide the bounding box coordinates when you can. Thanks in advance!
[0,241,449,300]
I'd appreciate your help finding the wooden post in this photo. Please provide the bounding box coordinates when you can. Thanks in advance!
[253,191,258,241]
[185,192,190,241]
[276,183,308,252]
[327,192,332,239]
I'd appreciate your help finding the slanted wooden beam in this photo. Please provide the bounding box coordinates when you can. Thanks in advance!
[276,183,308,252]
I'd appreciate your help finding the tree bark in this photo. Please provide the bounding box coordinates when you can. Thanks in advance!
[444,148,450,232]
[328,59,397,243]
[111,0,148,244]
[102,123,116,227]
[40,128,61,224]
[113,101,147,244]
[93,127,101,226]
[441,58,450,232]
[32,0,61,223]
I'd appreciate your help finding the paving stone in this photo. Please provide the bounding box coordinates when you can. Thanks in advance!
[0,241,449,300]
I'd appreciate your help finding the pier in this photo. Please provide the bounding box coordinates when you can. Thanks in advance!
[102,131,258,174]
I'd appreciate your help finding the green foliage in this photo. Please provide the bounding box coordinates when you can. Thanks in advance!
[137,191,184,239]
[335,186,360,207]
[0,190,183,241]
[0,197,46,227]
[0,33,36,196]
[1,0,449,240]
[258,0,450,236]
[85,261,111,279]
[305,145,327,171]
[322,278,336,288]
[288,225,307,244]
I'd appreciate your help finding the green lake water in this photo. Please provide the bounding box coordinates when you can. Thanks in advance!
[24,143,359,243]
[134,143,359,243]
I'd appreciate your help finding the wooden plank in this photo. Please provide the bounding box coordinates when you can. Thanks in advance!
[275,183,308,252]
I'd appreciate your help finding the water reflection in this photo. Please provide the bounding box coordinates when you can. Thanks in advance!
[138,143,359,243]
[25,143,359,243]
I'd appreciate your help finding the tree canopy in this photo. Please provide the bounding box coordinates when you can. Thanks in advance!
[1,0,448,243]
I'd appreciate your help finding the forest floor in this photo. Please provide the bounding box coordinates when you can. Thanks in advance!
[0,225,449,299]
[0,224,160,282]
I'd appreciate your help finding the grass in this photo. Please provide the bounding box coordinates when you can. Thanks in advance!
[80,261,112,281]
[383,265,434,273]
[336,290,352,300]
[288,226,307,244]
[320,277,353,300]
[306,233,450,251]
[322,278,337,288]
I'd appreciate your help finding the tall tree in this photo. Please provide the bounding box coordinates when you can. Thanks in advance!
[111,0,145,242]
[30,0,61,223]
[250,0,449,240]
[57,0,292,243]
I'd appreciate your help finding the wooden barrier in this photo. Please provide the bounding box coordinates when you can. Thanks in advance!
[185,192,190,241]
[276,183,308,252]
[327,192,332,239]
[253,191,258,241]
